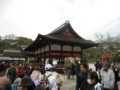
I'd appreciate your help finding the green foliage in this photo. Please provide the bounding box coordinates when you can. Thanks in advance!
[112,51,120,62]
[83,40,120,62]
[0,35,33,53]
[18,37,33,45]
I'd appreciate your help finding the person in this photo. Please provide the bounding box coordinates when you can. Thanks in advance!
[7,63,17,83]
[0,64,6,77]
[13,69,26,90]
[0,64,11,90]
[40,64,45,74]
[75,61,80,77]
[66,63,71,79]
[94,61,99,71]
[87,71,104,90]
[96,67,102,83]
[5,63,10,77]
[76,63,89,90]
[70,61,75,79]
[52,67,64,90]
[101,62,115,90]
[110,65,120,90]
[45,64,58,90]
[0,77,11,90]
[30,65,43,87]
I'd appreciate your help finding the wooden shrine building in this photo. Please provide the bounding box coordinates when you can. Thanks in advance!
[24,21,98,64]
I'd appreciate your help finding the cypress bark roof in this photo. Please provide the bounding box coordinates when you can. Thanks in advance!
[25,21,98,51]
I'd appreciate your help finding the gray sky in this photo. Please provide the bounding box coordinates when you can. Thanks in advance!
[0,0,120,41]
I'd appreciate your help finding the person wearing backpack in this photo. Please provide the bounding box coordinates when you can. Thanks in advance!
[87,71,104,90]
[12,69,26,90]
[52,69,64,90]
[45,64,58,90]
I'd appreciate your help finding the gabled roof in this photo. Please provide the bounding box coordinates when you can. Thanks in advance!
[48,20,84,39]
[4,50,22,57]
[25,21,98,51]
[3,50,35,57]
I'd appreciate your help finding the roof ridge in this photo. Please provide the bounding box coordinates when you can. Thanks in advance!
[49,20,70,35]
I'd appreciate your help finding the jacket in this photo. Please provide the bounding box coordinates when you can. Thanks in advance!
[30,70,43,87]
[45,71,58,90]
[88,82,103,90]
[76,71,89,90]
[7,68,17,83]
[101,69,115,89]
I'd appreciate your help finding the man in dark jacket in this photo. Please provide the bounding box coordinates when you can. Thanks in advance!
[76,63,89,90]
[7,63,17,83]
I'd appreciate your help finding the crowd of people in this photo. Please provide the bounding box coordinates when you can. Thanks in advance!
[0,61,120,90]
[64,61,120,90]
[0,62,63,90]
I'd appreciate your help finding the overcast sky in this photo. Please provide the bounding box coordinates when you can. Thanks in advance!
[0,0,120,41]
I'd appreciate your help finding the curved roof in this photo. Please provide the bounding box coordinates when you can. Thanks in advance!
[25,21,98,51]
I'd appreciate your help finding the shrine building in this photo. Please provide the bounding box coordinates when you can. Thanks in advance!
[24,21,98,64]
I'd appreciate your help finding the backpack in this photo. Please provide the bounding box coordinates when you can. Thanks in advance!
[39,72,63,90]
[38,74,52,90]
[52,72,63,86]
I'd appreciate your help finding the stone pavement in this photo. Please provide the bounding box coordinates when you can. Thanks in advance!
[60,74,120,90]
[61,75,76,90]
[60,64,95,90]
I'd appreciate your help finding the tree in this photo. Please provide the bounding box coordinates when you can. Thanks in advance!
[17,37,33,45]
[84,32,120,63]
[0,34,33,53]
[2,34,17,40]
[112,50,120,62]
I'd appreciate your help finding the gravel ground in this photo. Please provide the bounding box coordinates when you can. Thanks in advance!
[61,75,76,90]
[60,64,120,90]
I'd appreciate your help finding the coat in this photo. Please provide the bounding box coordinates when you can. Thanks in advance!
[45,71,58,90]
[7,68,17,83]
[101,69,115,89]
[76,71,89,90]
[30,70,43,87]
[88,82,104,90]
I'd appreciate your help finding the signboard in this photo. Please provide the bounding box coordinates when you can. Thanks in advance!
[53,60,57,65]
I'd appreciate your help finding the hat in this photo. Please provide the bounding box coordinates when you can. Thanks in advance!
[45,64,53,71]
[21,77,34,87]
[103,63,110,68]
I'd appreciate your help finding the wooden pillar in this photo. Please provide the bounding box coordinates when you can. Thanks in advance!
[37,49,38,62]
[43,45,46,64]
[49,43,51,64]
[38,49,41,63]
[72,45,73,57]
[61,44,63,64]
[81,48,83,63]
